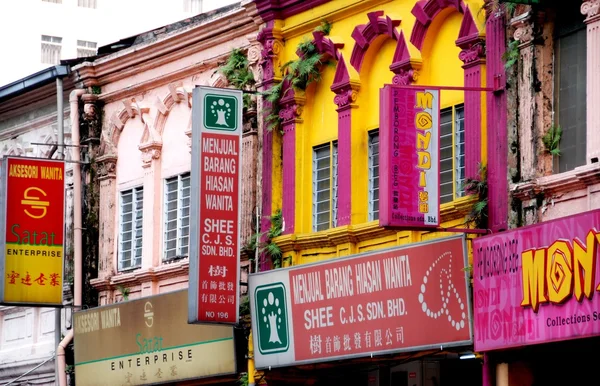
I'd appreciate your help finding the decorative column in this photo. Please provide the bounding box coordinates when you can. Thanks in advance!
[456,7,486,179]
[512,16,537,181]
[138,141,162,279]
[485,0,509,249]
[279,89,305,234]
[257,22,283,271]
[331,57,359,226]
[458,41,486,178]
[94,153,118,305]
[582,1,600,162]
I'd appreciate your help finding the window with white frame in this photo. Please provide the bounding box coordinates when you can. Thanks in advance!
[41,35,62,64]
[368,130,380,221]
[554,6,587,173]
[440,104,465,204]
[183,0,202,13]
[77,40,97,58]
[119,187,143,271]
[163,173,191,261]
[78,0,97,8]
[313,142,338,232]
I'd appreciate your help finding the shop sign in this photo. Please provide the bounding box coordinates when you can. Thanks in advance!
[0,157,65,306]
[379,85,440,229]
[74,290,236,386]
[249,235,472,369]
[189,86,242,325]
[473,209,600,351]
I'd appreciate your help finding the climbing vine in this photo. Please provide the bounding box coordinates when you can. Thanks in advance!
[220,48,256,110]
[262,20,332,132]
[242,209,284,269]
[463,163,488,229]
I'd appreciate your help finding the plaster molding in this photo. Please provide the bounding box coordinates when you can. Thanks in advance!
[73,9,256,87]
[582,0,600,22]
[459,42,486,65]
[512,163,600,201]
[279,88,306,126]
[139,142,163,168]
[257,24,284,83]
[91,259,190,291]
[331,54,361,101]
[247,43,264,84]
[392,68,419,86]
[96,154,118,180]
[390,31,421,85]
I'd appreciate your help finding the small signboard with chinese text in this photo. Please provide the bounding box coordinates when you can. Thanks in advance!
[379,86,440,228]
[249,235,472,369]
[0,157,66,306]
[188,86,242,325]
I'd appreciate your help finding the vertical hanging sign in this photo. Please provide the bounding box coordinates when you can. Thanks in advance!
[189,86,242,325]
[0,157,66,306]
[379,85,440,228]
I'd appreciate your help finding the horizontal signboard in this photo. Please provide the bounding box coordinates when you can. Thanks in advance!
[379,85,440,228]
[75,290,236,385]
[0,157,65,306]
[473,209,600,351]
[189,86,242,325]
[249,235,472,369]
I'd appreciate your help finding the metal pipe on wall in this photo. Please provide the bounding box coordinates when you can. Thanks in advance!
[54,76,64,385]
[56,88,85,386]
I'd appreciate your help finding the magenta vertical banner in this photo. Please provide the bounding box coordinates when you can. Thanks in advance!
[379,85,440,228]
[473,209,600,351]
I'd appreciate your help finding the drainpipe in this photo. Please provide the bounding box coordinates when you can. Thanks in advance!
[56,89,85,386]
[248,332,255,386]
[54,76,64,385]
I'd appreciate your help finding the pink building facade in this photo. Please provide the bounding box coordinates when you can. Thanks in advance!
[478,1,600,385]
[70,4,261,304]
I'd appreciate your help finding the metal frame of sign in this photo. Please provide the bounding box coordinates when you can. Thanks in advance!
[0,156,66,307]
[188,86,242,325]
[248,234,474,369]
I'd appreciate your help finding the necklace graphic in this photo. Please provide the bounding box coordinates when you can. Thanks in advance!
[417,251,467,331]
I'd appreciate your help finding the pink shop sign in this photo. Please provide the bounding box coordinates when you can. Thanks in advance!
[379,86,440,229]
[473,209,600,351]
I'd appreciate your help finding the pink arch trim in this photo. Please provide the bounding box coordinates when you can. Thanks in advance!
[350,11,401,72]
[410,0,466,50]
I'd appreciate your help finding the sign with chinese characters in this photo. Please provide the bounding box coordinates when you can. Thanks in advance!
[249,235,472,369]
[474,209,600,351]
[188,86,242,325]
[379,86,440,228]
[0,157,65,306]
[74,290,236,385]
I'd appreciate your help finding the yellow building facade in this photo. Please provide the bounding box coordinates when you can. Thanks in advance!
[250,0,504,384]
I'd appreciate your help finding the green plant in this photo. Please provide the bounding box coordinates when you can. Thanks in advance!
[220,48,256,110]
[91,86,101,95]
[262,20,331,132]
[239,295,250,318]
[116,285,130,301]
[542,125,562,156]
[503,39,519,70]
[463,163,488,229]
[243,209,284,268]
[479,0,516,20]
[238,372,249,386]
